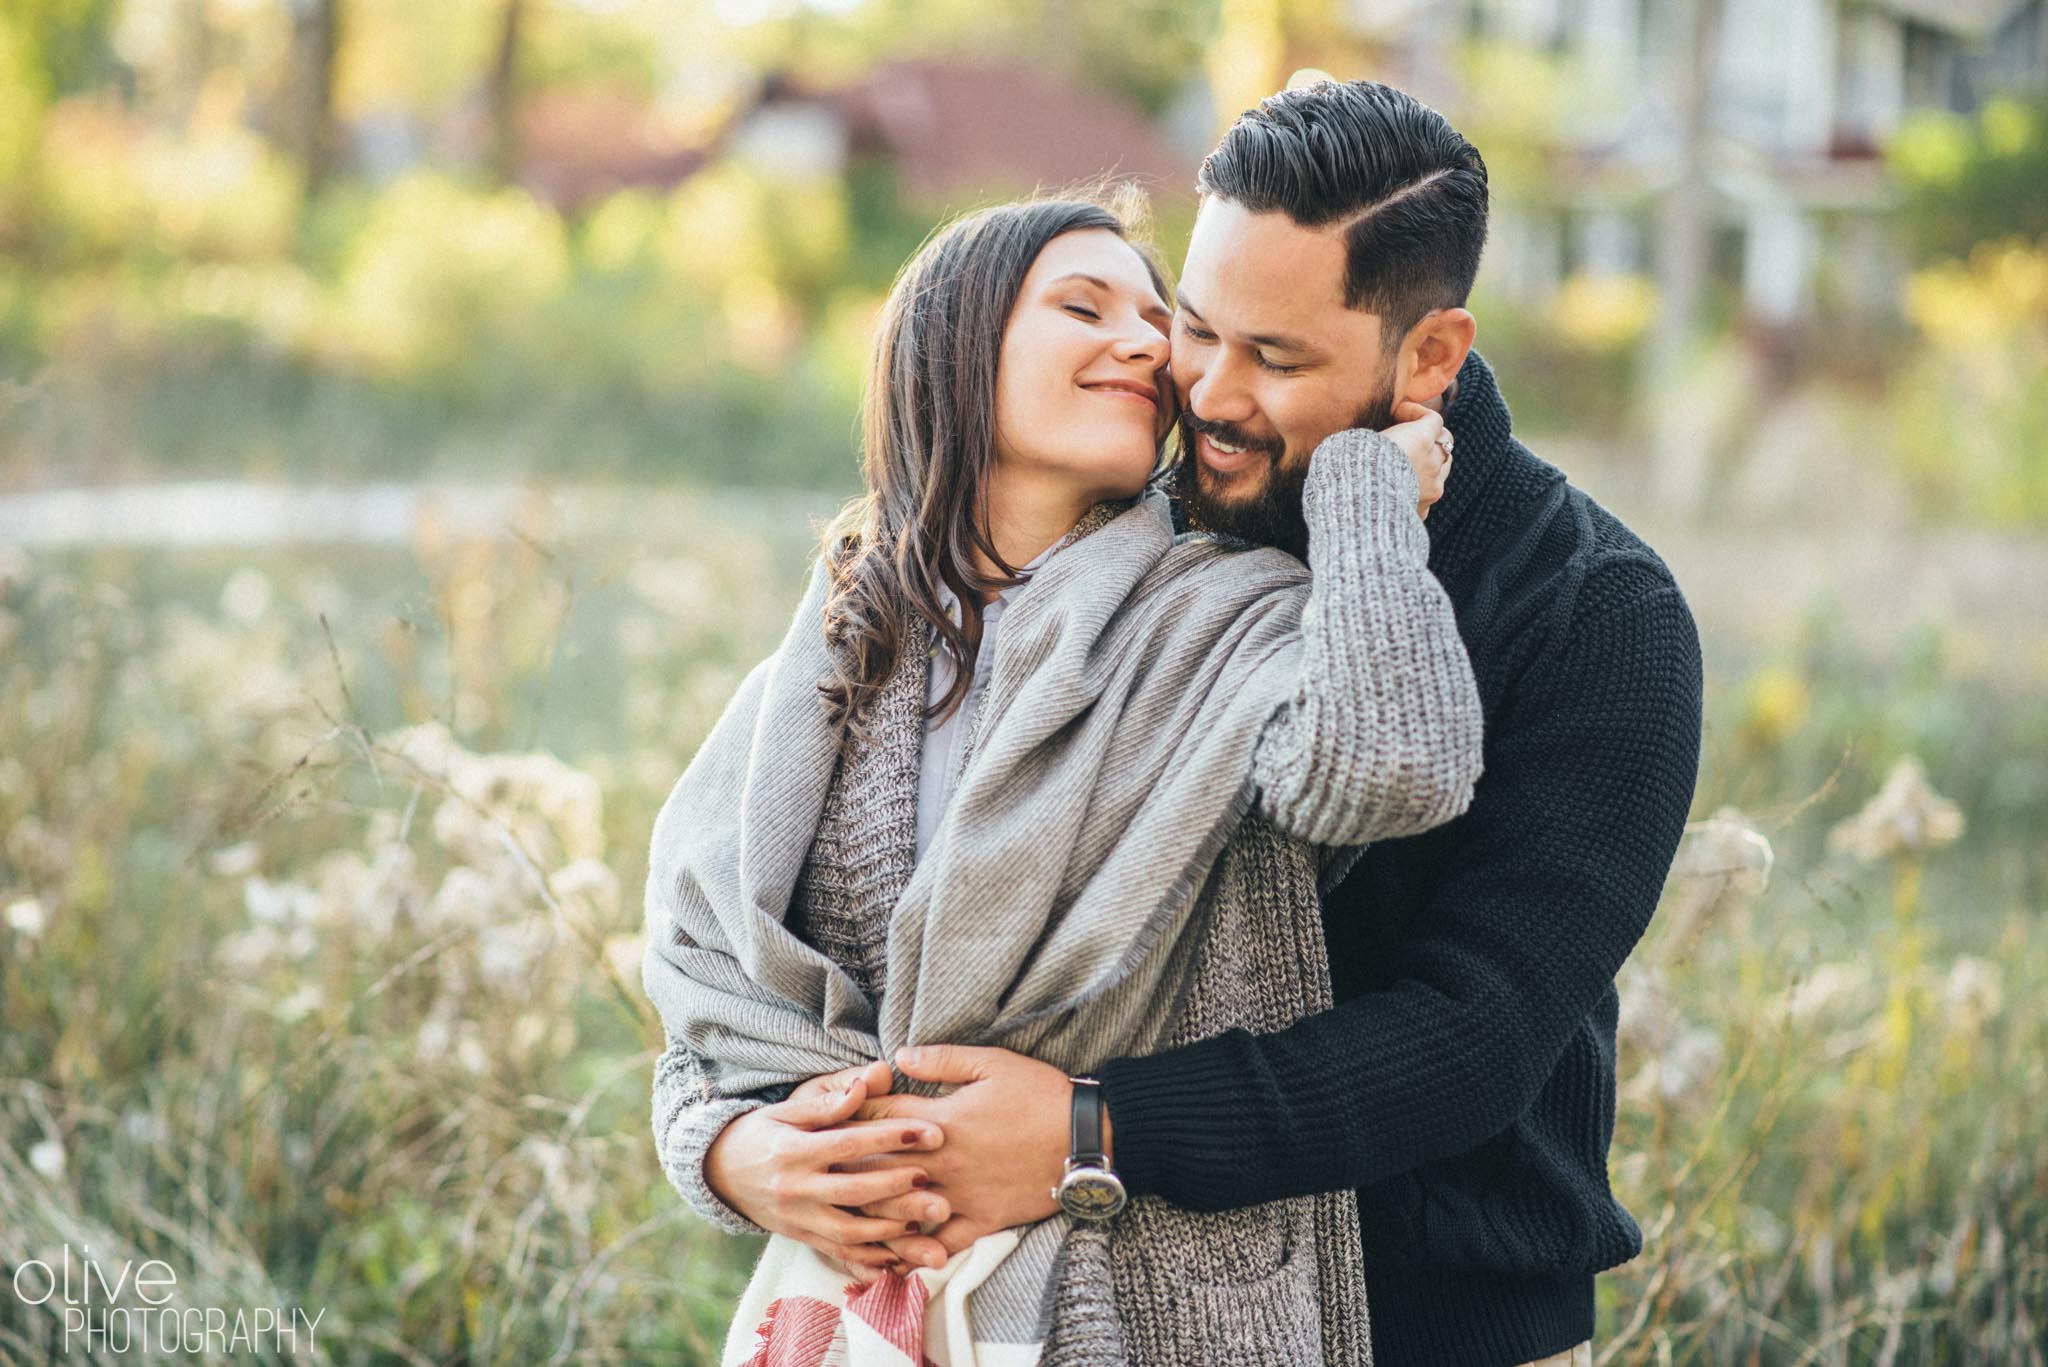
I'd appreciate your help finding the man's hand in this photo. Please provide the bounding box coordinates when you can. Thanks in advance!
[702,1060,953,1278]
[845,1045,1086,1269]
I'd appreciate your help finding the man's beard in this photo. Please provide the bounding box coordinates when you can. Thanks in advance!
[1173,388,1399,560]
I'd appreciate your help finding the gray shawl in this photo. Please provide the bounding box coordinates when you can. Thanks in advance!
[643,488,1313,1093]
[645,430,1483,1364]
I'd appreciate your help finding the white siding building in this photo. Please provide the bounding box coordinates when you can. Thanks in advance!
[1355,0,2047,326]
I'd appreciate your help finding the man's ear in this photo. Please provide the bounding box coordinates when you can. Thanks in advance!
[1398,308,1477,408]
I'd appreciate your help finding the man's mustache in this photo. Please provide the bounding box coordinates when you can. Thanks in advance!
[1179,411,1285,461]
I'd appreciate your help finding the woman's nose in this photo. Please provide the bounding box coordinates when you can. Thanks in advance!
[1113,319,1169,366]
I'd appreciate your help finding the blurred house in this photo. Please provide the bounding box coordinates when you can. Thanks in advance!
[352,89,716,212]
[1363,0,2048,327]
[349,53,1192,225]
[724,59,1202,207]
[471,58,1197,219]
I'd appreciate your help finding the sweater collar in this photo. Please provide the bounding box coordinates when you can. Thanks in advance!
[1424,347,1565,579]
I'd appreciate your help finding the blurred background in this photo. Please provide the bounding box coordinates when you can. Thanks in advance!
[1,0,2044,1362]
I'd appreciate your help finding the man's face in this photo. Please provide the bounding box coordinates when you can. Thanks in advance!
[1171,197,1399,556]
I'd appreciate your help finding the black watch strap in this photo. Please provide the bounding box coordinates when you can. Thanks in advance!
[1069,1076,1107,1166]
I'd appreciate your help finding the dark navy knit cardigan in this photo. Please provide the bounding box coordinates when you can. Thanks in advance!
[1101,348,1705,1366]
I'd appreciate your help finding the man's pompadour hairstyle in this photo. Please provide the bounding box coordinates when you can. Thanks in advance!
[1199,80,1489,351]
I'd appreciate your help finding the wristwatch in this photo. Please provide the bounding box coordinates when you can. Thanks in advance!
[1051,1075,1127,1220]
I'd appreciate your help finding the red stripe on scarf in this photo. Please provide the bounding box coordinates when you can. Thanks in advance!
[846,1268,934,1363]
[739,1294,840,1367]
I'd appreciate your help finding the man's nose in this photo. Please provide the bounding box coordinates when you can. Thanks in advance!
[1187,353,1256,425]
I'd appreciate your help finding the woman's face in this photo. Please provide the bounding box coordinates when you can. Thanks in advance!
[992,229,1175,504]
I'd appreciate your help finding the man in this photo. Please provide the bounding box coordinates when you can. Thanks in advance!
[671,80,1703,1366]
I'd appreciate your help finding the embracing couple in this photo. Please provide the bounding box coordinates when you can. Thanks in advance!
[641,79,1703,1367]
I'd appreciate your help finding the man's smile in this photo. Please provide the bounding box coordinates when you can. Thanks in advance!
[1195,429,1264,475]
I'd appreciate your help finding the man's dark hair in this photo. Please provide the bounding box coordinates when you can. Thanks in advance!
[1198,80,1488,352]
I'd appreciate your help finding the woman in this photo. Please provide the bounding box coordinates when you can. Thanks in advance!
[641,193,1482,1366]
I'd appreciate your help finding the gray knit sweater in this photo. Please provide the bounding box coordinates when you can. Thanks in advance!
[648,431,1483,1364]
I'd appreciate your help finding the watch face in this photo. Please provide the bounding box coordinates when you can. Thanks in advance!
[1058,1170,1127,1219]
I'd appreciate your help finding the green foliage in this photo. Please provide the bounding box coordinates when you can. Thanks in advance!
[1880,103,2048,526]
[1465,281,1639,438]
[0,0,118,95]
[28,101,304,267]
[2,155,885,488]
[521,5,665,98]
[1891,96,2048,264]
[1056,0,1219,118]
[0,11,50,245]
[660,159,852,313]
[731,0,1219,119]
[1450,40,1580,200]
[1888,236,2048,525]
[1697,603,2047,915]
[334,170,573,378]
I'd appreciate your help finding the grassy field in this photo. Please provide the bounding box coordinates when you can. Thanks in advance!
[2,501,2044,1364]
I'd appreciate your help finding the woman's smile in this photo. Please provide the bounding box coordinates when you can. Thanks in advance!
[1078,378,1159,410]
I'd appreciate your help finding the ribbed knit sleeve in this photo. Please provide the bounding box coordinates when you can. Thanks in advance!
[650,1026,791,1236]
[1250,428,1484,846]
[1100,573,1703,1209]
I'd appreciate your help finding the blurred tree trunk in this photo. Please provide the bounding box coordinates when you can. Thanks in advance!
[1207,0,1285,135]
[0,11,50,250]
[486,0,524,186]
[1645,0,1725,518]
[284,0,341,194]
[171,0,217,125]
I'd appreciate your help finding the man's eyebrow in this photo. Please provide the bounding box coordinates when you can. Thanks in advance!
[1176,292,1315,354]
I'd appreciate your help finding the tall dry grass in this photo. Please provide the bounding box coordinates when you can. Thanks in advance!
[1,513,2043,1364]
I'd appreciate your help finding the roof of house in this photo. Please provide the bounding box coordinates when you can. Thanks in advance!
[776,57,1200,206]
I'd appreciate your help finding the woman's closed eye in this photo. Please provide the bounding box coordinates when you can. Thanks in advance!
[1063,302,1102,321]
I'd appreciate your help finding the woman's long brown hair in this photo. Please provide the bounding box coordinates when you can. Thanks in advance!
[817,189,1170,740]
